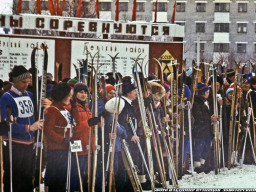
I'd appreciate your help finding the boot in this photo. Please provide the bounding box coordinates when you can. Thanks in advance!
[194,161,201,173]
[139,175,151,190]
[234,151,240,166]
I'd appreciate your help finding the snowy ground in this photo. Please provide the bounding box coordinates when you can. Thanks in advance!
[39,164,256,191]
[178,164,256,189]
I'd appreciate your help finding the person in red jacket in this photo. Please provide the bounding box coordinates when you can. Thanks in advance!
[44,82,73,192]
[68,83,93,192]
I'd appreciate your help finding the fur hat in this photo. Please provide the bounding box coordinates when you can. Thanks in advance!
[51,82,71,101]
[9,65,31,83]
[105,97,125,114]
[150,82,166,101]
[122,77,136,95]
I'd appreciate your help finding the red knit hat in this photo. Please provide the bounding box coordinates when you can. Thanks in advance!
[105,83,116,93]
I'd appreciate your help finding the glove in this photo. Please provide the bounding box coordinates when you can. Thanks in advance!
[88,117,100,126]
[99,110,108,118]
[0,121,10,135]
[63,137,74,144]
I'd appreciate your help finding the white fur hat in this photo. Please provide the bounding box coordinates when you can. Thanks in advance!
[105,97,125,114]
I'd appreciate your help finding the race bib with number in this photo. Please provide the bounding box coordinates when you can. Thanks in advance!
[13,96,34,118]
[70,140,83,152]
[60,110,76,129]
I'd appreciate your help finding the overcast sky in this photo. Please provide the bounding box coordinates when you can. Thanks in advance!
[0,0,13,14]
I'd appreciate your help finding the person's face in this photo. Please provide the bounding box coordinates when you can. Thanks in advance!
[126,89,137,101]
[13,78,31,93]
[229,76,235,83]
[106,90,115,101]
[227,91,233,101]
[76,90,88,102]
[251,83,256,89]
[201,89,210,99]
[62,89,73,105]
[165,90,171,100]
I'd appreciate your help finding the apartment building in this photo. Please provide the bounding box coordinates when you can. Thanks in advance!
[19,0,256,66]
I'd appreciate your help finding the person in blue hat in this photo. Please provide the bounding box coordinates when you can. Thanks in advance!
[192,83,219,173]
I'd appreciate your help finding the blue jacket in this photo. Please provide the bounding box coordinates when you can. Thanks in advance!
[0,89,35,144]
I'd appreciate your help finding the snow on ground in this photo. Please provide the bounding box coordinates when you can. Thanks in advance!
[39,164,256,191]
[178,164,256,189]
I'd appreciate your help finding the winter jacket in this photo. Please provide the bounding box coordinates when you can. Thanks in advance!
[66,102,94,156]
[104,112,127,152]
[192,95,212,138]
[44,101,72,150]
[118,97,137,145]
[0,88,34,145]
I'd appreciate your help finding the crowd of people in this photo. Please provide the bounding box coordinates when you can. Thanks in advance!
[0,64,256,192]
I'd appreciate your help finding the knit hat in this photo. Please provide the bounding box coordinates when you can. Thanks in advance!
[105,97,125,114]
[208,75,224,87]
[106,83,116,93]
[163,82,170,93]
[197,83,210,95]
[122,77,137,95]
[9,65,31,83]
[178,84,191,98]
[74,83,88,95]
[226,69,235,78]
[226,88,234,97]
[67,78,78,87]
[228,83,242,93]
[150,82,166,101]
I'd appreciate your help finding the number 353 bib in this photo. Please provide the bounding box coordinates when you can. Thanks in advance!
[13,96,34,118]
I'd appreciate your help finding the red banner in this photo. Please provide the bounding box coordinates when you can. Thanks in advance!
[154,0,158,23]
[115,0,119,21]
[17,0,22,14]
[95,0,100,19]
[132,0,136,21]
[48,0,56,15]
[60,0,66,16]
[171,0,176,24]
[37,0,41,14]
[77,0,82,17]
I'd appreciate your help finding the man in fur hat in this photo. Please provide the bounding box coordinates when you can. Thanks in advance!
[0,65,44,192]
[118,77,141,191]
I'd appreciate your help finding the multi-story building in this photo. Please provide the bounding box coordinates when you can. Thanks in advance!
[14,0,256,66]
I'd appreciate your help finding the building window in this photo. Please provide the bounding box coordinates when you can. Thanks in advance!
[99,2,111,11]
[22,1,30,11]
[238,3,247,13]
[137,2,145,12]
[119,2,128,12]
[195,43,205,53]
[153,2,167,12]
[237,23,247,33]
[215,3,230,12]
[176,3,185,12]
[214,23,229,32]
[196,3,206,12]
[214,44,229,52]
[237,44,246,53]
[196,23,205,33]
[175,22,185,26]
